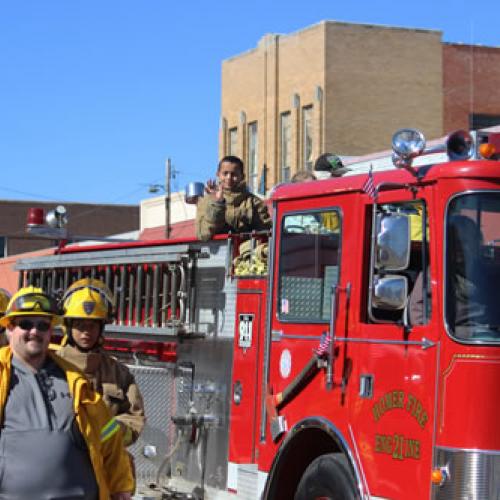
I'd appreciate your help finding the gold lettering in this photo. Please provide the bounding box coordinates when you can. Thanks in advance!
[374,433,421,461]
[414,439,420,459]
[385,392,393,409]
[405,439,414,458]
[406,393,415,412]
[395,391,404,408]
[419,411,428,429]
[392,434,404,461]
[413,400,422,421]
[373,391,407,422]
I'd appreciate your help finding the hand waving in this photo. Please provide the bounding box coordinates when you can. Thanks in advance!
[205,179,224,202]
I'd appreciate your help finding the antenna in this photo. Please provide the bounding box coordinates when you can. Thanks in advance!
[165,158,172,239]
[469,20,475,128]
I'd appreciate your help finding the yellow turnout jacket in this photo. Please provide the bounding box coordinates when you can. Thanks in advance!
[0,347,134,499]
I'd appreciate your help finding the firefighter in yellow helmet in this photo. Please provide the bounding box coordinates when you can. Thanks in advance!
[0,288,12,347]
[57,279,145,447]
[0,286,134,499]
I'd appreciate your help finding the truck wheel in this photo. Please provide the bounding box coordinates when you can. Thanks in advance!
[294,453,359,500]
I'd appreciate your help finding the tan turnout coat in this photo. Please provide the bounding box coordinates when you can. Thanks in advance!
[195,183,271,241]
[57,344,145,446]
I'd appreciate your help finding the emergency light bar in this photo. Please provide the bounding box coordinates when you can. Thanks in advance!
[25,206,135,244]
[391,128,480,176]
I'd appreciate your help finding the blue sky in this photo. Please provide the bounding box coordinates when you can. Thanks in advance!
[1,0,498,205]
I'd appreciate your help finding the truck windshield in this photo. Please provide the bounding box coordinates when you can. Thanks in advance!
[446,192,500,342]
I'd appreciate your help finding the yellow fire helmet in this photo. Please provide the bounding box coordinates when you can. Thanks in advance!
[0,288,12,316]
[0,286,59,327]
[63,278,115,322]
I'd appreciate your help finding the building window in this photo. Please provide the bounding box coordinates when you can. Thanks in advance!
[302,106,313,171]
[0,237,5,258]
[229,127,238,156]
[248,122,258,193]
[470,114,500,130]
[280,112,292,182]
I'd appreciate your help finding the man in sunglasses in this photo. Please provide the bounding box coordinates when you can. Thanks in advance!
[0,286,134,500]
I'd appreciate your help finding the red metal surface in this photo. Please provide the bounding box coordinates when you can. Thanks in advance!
[255,164,500,499]
[229,278,267,464]
[438,349,500,449]
[103,338,177,362]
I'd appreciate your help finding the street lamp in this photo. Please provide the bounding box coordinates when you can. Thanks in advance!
[148,184,165,194]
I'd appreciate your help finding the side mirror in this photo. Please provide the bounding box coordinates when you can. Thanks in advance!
[372,275,408,310]
[376,214,410,271]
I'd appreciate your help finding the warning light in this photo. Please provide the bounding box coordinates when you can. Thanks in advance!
[26,208,44,227]
[479,142,496,159]
[431,467,448,486]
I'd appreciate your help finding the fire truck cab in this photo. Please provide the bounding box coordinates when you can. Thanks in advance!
[14,128,500,499]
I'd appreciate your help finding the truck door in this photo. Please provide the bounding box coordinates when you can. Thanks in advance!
[347,192,439,500]
[263,195,354,457]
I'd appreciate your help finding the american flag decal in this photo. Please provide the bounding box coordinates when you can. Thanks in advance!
[362,164,376,199]
[316,333,332,357]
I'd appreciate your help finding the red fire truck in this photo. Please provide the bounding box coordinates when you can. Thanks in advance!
[15,128,500,499]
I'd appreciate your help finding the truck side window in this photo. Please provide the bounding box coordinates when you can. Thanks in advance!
[368,200,431,325]
[279,210,341,322]
[445,193,500,342]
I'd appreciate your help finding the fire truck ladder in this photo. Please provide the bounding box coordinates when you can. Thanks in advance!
[15,244,208,340]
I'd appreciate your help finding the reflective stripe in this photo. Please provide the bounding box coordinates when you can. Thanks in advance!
[100,418,120,443]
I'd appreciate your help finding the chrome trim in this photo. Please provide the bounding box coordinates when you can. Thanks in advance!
[272,332,322,341]
[268,416,367,500]
[437,445,500,456]
[261,202,278,441]
[105,324,178,337]
[433,446,500,499]
[443,189,500,345]
[15,244,204,269]
[367,188,423,324]
[348,424,371,498]
[271,331,436,349]
[431,341,441,492]
[335,336,436,349]
[327,284,339,389]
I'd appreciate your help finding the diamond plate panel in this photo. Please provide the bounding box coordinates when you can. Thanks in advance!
[127,363,176,487]
[280,276,323,319]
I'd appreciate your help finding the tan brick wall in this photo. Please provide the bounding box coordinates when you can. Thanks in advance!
[220,21,445,188]
[221,24,326,187]
[325,23,443,155]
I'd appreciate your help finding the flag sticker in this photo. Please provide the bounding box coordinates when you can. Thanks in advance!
[281,299,289,314]
[362,164,376,199]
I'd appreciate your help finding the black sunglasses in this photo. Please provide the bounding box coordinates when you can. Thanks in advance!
[14,319,51,333]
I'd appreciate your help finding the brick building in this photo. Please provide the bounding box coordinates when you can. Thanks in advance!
[0,200,139,256]
[220,21,500,189]
[443,43,500,132]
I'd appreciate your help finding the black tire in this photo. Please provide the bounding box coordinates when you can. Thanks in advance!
[294,453,359,500]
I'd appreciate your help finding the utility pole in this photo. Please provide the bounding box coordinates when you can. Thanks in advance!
[165,158,171,239]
